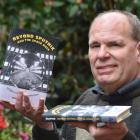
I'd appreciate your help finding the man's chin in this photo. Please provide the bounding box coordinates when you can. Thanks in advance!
[97,78,116,85]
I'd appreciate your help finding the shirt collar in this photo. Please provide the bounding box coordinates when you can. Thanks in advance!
[92,78,140,104]
[92,78,140,96]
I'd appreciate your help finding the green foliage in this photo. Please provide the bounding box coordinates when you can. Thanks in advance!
[1,0,140,139]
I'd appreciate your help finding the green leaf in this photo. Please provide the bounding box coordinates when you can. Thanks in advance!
[69,5,79,17]
[67,0,75,3]
[53,1,64,7]
[80,3,88,9]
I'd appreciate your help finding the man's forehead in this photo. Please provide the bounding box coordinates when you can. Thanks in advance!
[89,12,132,39]
[90,12,130,32]
[88,34,125,45]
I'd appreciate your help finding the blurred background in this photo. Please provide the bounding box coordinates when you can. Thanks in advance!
[0,0,140,139]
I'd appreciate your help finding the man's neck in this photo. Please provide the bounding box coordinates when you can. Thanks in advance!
[102,77,140,95]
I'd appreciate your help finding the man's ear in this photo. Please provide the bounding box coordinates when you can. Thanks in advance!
[136,42,140,64]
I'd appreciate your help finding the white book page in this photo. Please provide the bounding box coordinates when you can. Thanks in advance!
[0,83,48,108]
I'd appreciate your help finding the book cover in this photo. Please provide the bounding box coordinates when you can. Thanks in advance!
[42,105,131,123]
[0,28,59,108]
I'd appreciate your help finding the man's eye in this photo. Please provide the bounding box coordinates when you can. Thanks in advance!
[90,44,100,48]
[108,42,122,47]
[112,43,120,46]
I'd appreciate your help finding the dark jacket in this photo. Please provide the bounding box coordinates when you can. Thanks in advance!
[32,78,140,140]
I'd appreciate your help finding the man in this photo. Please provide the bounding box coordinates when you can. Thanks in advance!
[6,10,140,140]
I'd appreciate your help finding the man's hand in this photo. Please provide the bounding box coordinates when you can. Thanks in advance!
[2,90,54,130]
[88,122,128,140]
[67,121,128,140]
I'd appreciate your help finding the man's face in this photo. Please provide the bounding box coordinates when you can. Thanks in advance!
[88,13,140,93]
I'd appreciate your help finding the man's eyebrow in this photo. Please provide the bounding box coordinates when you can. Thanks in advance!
[89,39,124,45]
[110,39,123,43]
[106,40,125,45]
[89,41,99,46]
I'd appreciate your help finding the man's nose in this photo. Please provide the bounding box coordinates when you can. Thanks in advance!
[97,45,110,59]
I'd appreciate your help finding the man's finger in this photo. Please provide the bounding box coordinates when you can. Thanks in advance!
[15,92,24,111]
[37,98,45,114]
[24,95,32,113]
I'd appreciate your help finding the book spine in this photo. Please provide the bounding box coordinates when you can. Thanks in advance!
[45,116,99,122]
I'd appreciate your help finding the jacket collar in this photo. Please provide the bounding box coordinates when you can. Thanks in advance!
[92,78,140,104]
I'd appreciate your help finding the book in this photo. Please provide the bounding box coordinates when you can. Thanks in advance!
[42,105,131,123]
[0,28,59,108]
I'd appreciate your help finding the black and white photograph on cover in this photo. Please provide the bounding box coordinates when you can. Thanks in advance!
[10,53,43,90]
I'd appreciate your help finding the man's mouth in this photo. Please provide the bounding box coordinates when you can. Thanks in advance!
[96,65,117,74]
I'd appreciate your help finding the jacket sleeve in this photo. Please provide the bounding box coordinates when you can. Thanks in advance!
[32,125,60,140]
[123,131,139,140]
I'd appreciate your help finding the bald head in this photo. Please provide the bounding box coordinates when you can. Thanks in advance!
[89,10,140,42]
